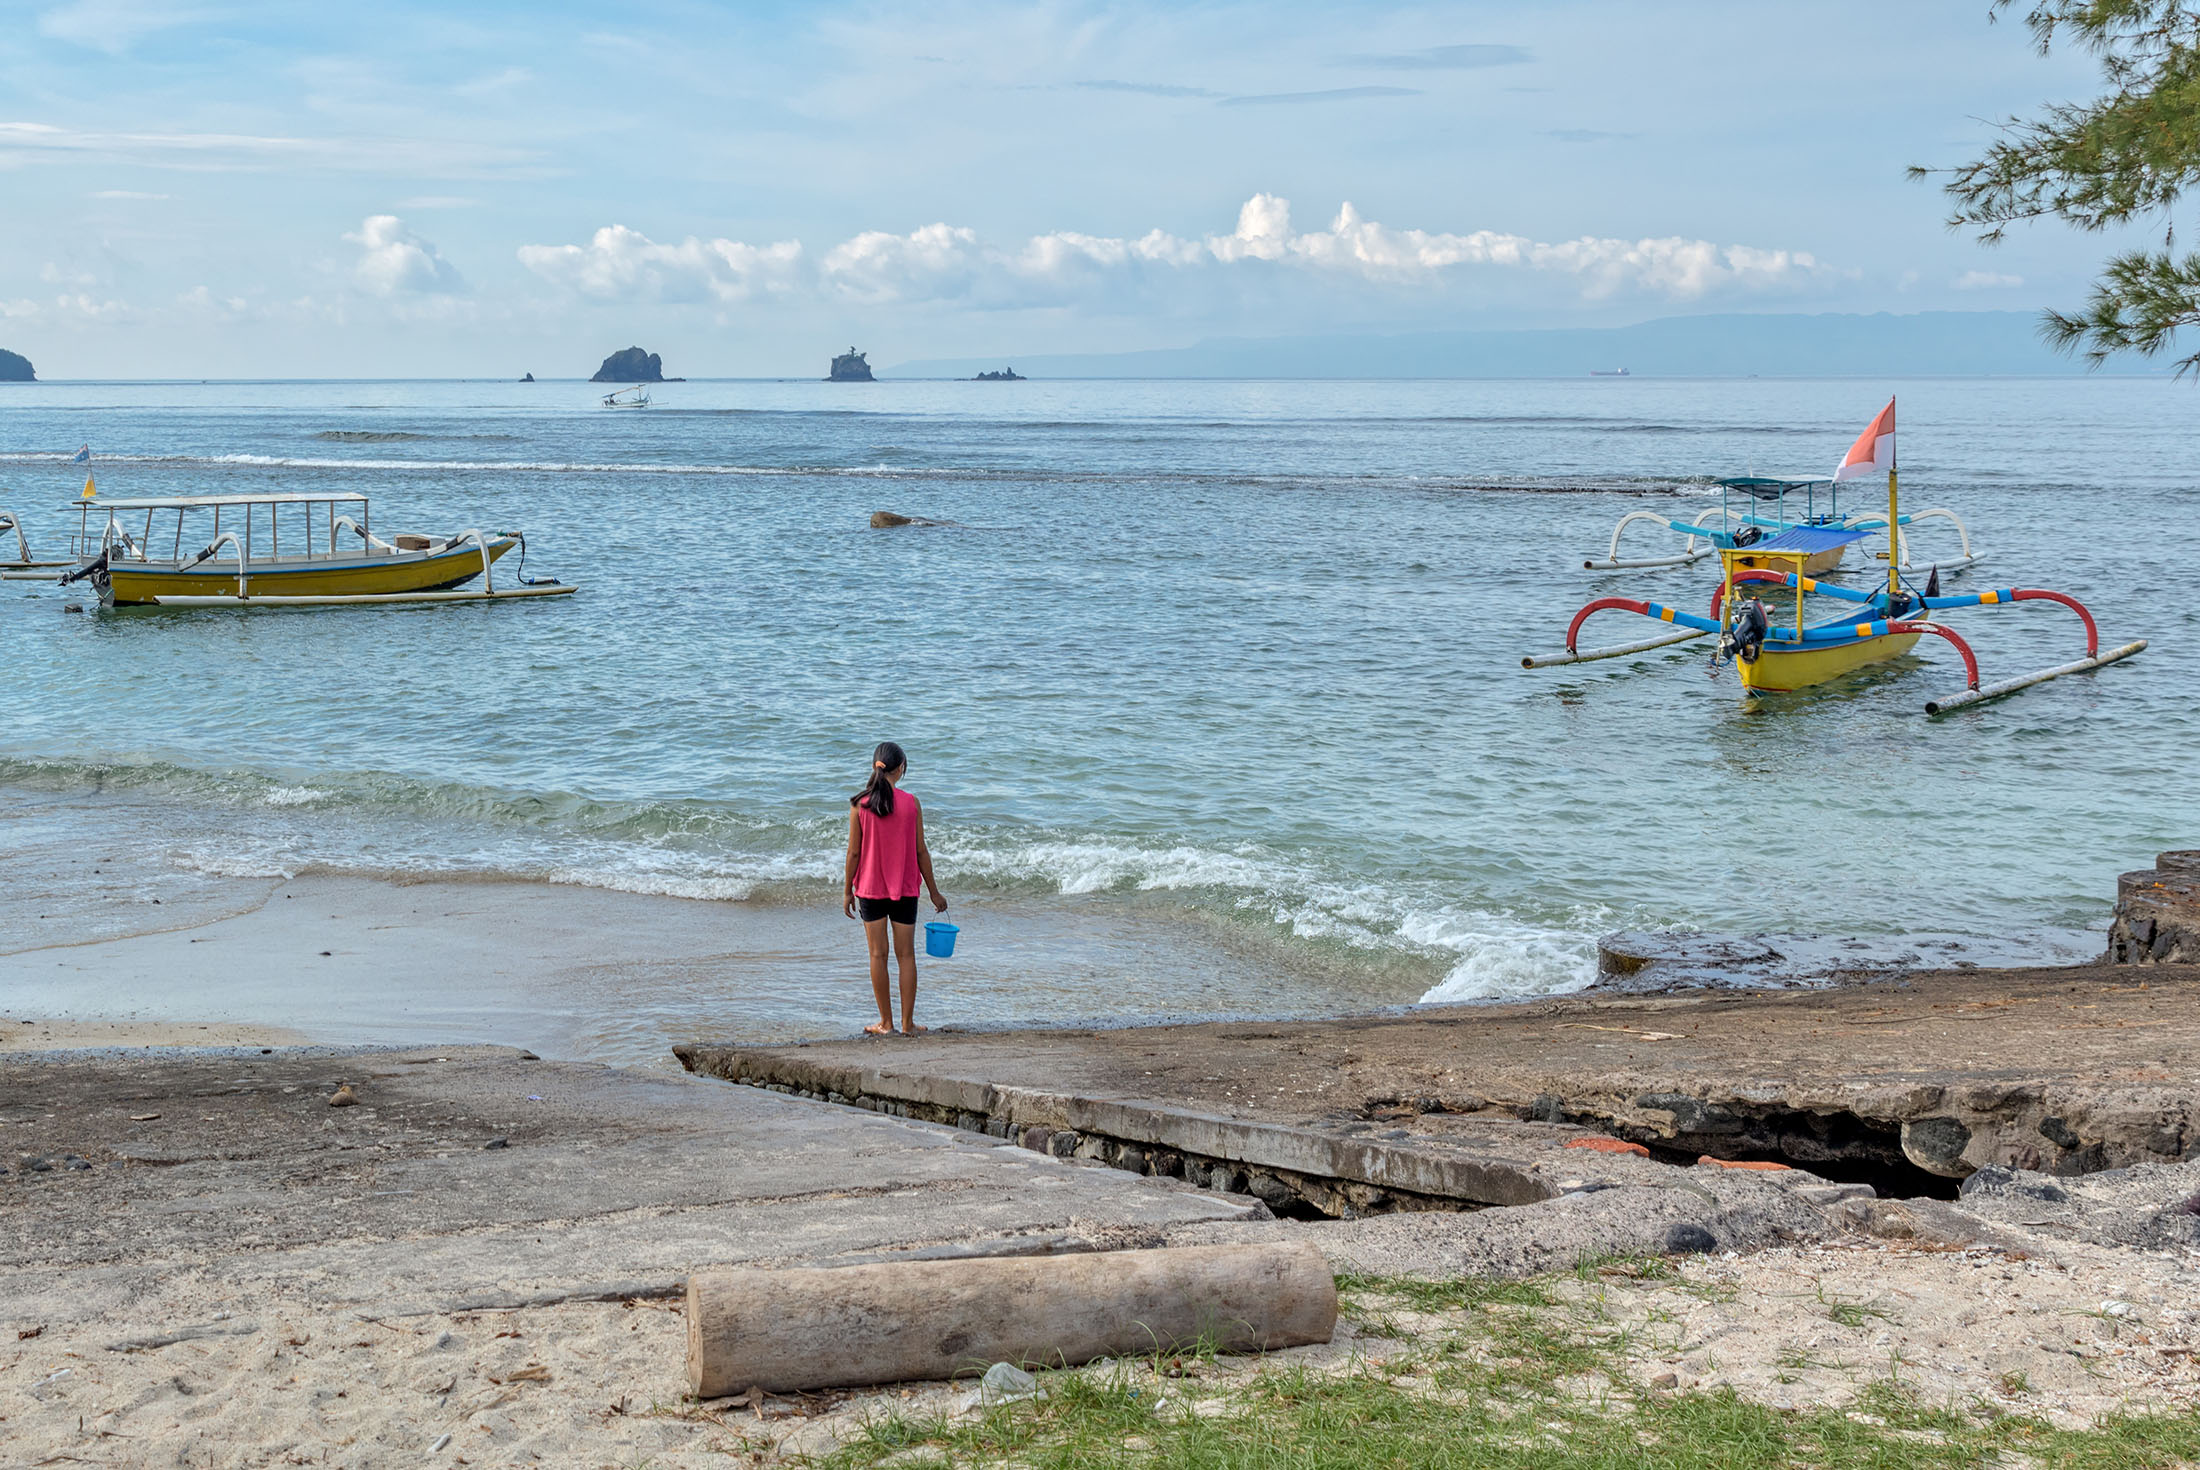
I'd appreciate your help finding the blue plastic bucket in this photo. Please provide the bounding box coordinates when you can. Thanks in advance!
[924,921,959,958]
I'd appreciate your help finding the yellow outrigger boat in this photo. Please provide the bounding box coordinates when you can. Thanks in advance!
[57,492,575,608]
[1528,398,2145,714]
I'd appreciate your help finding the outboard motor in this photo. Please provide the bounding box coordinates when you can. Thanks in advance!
[1731,524,1762,548]
[57,549,107,588]
[1721,597,1771,664]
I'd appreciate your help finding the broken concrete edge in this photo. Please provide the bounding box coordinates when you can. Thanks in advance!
[677,1032,2200,1197]
[672,1044,1823,1218]
[2109,851,2200,965]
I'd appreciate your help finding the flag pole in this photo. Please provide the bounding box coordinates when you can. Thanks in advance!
[1885,396,1899,607]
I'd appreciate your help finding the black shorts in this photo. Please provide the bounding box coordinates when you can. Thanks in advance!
[857,895,919,925]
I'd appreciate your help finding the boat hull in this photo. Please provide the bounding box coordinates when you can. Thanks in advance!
[1738,629,1921,694]
[103,540,514,606]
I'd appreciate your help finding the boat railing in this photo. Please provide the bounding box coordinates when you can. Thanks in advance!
[0,510,27,563]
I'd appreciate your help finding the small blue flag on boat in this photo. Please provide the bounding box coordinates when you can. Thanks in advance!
[70,444,90,463]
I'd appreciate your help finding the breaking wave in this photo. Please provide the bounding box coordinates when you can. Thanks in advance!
[0,753,1600,1001]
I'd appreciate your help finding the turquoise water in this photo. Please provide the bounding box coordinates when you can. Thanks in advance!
[2,376,2192,1009]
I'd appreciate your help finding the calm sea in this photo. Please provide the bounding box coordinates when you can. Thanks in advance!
[2,376,2192,1036]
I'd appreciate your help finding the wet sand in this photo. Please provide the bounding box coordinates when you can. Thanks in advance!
[0,1016,304,1051]
[0,871,1420,1066]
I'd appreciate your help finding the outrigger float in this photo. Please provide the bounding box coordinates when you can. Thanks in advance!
[51,491,576,608]
[1527,399,2145,714]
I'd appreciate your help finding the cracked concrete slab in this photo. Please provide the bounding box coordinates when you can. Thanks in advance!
[0,1045,1256,1336]
[682,963,2200,1193]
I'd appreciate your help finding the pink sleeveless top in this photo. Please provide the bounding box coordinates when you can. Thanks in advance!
[854,789,922,900]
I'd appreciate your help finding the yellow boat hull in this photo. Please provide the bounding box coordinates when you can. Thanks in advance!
[104,540,513,606]
[1738,629,1921,694]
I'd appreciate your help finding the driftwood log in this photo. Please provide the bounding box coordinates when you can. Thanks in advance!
[686,1242,1336,1396]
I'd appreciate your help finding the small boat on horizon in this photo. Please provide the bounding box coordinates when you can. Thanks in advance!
[601,385,652,408]
[1590,367,1630,376]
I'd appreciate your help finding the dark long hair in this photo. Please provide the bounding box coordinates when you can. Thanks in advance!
[852,741,906,817]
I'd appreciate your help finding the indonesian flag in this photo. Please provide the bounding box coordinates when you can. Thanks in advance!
[1832,397,1895,482]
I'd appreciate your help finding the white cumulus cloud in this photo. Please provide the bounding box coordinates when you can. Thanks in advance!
[345,215,466,295]
[1210,194,1831,298]
[519,195,1835,309]
[1953,269,2024,290]
[516,224,802,304]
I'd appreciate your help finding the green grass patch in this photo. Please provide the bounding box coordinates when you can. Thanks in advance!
[801,1270,2200,1470]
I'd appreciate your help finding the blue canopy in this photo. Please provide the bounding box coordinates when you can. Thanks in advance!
[1748,525,1872,554]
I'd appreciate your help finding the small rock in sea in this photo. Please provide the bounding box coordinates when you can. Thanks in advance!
[328,1083,358,1108]
[870,510,914,528]
[319,950,331,957]
[483,1138,509,1150]
[1663,1222,1718,1254]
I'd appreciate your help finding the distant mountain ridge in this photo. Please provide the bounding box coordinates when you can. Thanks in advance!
[889,312,2155,379]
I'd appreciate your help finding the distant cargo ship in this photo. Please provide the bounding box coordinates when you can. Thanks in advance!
[828,347,875,382]
[1590,367,1631,377]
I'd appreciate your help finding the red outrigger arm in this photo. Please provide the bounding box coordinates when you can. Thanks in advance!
[2008,588,2098,658]
[1885,621,1979,689]
[1707,569,1789,622]
[1564,597,1651,653]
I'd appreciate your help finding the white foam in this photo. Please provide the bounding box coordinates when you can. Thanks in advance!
[941,832,1600,997]
[262,786,332,807]
[542,866,758,902]
[0,451,958,478]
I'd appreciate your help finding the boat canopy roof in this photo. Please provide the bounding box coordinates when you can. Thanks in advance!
[1751,525,1872,554]
[1715,475,1834,500]
[71,492,369,511]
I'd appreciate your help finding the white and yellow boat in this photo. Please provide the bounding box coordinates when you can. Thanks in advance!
[59,492,576,608]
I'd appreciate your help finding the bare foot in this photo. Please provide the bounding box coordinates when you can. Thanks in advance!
[901,1023,928,1036]
[863,1022,895,1036]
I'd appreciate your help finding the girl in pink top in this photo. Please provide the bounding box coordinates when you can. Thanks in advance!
[842,741,948,1035]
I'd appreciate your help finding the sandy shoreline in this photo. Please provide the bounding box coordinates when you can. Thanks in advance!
[0,867,1426,1067]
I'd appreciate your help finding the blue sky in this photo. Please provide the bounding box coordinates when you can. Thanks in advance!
[0,0,2119,376]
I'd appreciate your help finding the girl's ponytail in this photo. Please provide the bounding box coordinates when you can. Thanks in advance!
[851,740,905,817]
